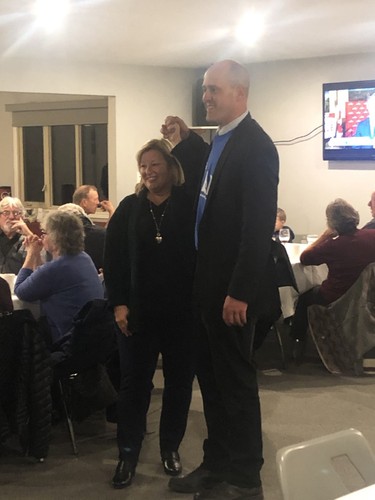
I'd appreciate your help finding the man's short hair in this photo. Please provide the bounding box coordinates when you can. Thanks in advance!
[276,208,286,222]
[72,185,97,205]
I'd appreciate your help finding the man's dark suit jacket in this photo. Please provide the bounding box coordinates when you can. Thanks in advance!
[173,113,280,320]
[363,218,375,229]
[81,219,106,272]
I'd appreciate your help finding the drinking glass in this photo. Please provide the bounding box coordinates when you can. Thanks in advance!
[307,234,318,245]
[279,228,290,243]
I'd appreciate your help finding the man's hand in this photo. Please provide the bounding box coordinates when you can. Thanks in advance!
[9,219,33,237]
[161,116,190,146]
[100,200,115,218]
[222,295,248,327]
[114,304,132,336]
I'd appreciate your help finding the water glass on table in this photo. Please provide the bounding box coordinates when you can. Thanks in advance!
[279,228,290,243]
[307,234,318,245]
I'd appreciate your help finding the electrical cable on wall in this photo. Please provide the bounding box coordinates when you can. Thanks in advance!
[274,125,323,145]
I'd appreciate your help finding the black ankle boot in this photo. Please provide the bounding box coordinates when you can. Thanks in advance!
[161,450,182,476]
[112,460,135,489]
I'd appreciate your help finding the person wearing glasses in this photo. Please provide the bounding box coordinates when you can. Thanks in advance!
[14,211,104,345]
[0,196,33,273]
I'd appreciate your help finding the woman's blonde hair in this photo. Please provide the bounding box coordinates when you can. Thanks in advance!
[135,139,185,195]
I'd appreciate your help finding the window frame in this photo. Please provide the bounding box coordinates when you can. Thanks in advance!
[7,98,108,209]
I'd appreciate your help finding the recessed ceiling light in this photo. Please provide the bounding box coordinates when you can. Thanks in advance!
[235,11,265,46]
[32,0,71,33]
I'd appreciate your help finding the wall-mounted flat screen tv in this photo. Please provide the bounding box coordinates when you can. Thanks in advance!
[323,79,375,161]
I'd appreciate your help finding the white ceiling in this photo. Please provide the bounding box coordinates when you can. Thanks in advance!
[1,0,375,68]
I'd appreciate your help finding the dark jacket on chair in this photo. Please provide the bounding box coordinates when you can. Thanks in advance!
[51,299,118,422]
[0,309,52,459]
[51,299,117,374]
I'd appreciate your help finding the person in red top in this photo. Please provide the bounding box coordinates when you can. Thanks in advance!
[290,198,375,344]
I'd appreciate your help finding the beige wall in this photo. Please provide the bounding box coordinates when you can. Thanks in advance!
[245,53,375,235]
[0,59,196,204]
[1,53,375,232]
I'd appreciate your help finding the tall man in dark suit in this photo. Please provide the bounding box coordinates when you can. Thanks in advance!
[162,60,279,500]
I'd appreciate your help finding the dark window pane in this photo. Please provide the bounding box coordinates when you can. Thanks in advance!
[23,127,44,202]
[51,125,76,205]
[82,124,108,197]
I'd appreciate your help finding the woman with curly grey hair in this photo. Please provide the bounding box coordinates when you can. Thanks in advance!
[14,210,104,344]
[290,198,375,348]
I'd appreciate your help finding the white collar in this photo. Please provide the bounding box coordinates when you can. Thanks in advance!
[217,111,249,136]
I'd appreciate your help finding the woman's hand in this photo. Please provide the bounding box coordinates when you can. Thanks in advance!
[22,234,43,270]
[223,295,248,327]
[161,116,190,146]
[24,234,43,251]
[114,304,132,336]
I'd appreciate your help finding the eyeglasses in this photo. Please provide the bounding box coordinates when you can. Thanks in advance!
[0,210,22,217]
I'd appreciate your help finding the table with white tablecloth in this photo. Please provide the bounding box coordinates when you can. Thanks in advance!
[0,273,41,318]
[279,243,328,318]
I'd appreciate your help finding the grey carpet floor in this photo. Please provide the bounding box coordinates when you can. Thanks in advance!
[1,334,375,499]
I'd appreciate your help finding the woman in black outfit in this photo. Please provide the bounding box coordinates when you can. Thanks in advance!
[104,139,196,489]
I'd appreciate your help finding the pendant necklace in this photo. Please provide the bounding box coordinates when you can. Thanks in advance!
[149,199,170,244]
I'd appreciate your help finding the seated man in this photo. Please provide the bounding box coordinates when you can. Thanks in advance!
[58,203,105,272]
[290,198,375,345]
[72,184,114,225]
[0,196,34,273]
[362,191,375,229]
[273,207,295,242]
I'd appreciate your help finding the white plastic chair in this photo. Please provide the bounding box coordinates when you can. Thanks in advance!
[276,428,375,500]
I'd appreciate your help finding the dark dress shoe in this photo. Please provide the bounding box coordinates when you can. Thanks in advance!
[193,481,264,499]
[112,460,135,489]
[161,450,182,476]
[169,464,222,493]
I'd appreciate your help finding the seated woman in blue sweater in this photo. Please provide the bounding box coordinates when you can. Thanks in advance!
[15,210,104,345]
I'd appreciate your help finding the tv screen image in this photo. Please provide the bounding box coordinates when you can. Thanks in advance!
[323,79,375,161]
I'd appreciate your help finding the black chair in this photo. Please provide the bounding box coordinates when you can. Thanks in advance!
[52,299,118,454]
[249,241,299,369]
[57,364,117,455]
[0,309,52,461]
[272,240,299,367]
[272,239,299,292]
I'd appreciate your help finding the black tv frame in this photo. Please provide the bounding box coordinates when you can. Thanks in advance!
[323,79,375,161]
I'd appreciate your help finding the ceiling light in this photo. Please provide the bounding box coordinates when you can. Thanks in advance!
[235,11,265,46]
[32,0,71,33]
